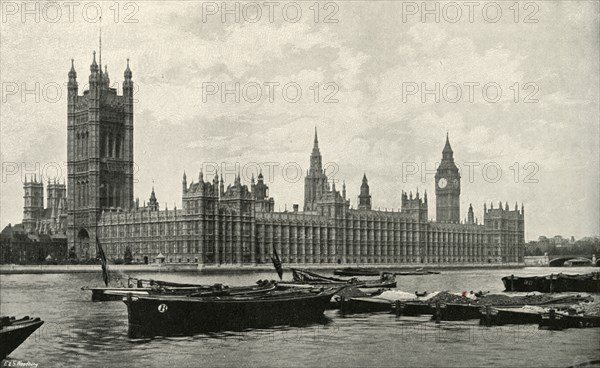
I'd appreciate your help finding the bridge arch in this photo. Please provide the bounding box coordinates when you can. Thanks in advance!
[548,257,593,267]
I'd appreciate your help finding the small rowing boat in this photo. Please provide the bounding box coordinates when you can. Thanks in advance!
[287,268,396,288]
[0,316,44,360]
[333,267,381,277]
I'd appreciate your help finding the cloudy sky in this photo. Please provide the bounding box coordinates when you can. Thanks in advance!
[1,1,598,240]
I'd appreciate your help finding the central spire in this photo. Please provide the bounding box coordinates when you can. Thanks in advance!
[312,126,320,153]
[311,127,321,160]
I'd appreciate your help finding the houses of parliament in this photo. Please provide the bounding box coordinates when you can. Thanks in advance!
[8,52,525,265]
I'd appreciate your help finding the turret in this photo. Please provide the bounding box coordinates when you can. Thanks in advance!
[102,65,110,87]
[124,58,132,80]
[467,203,474,224]
[253,170,268,201]
[219,173,224,196]
[182,172,187,193]
[148,187,159,211]
[358,173,372,210]
[401,187,428,221]
[68,59,78,103]
[23,176,44,233]
[89,51,99,86]
[123,58,133,98]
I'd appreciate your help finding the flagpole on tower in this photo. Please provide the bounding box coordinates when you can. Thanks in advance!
[99,15,102,73]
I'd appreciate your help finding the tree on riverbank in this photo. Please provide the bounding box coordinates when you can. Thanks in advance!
[526,236,600,256]
[124,246,133,264]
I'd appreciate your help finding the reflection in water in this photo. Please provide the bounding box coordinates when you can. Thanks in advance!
[1,268,599,367]
[128,315,334,342]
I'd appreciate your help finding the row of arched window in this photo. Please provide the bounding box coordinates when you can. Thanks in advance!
[76,131,89,158]
[100,132,123,159]
[75,180,89,207]
[100,182,123,208]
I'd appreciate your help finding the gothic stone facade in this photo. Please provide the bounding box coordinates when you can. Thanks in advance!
[55,52,524,264]
[22,176,67,235]
[66,53,134,259]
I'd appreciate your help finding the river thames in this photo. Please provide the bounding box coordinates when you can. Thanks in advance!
[1,267,599,367]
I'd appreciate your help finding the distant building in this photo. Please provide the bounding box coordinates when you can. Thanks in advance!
[0,176,68,264]
[0,223,67,264]
[524,254,549,266]
[22,176,67,235]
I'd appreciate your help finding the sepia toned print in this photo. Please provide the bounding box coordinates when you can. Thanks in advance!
[1,1,598,367]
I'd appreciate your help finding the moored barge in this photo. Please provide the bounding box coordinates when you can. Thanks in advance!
[502,273,600,293]
[124,287,341,338]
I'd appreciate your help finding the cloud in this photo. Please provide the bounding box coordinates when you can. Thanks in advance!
[0,1,598,239]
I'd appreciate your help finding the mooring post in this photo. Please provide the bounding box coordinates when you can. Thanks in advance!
[485,305,491,327]
[510,274,514,291]
[435,301,441,324]
[395,300,402,317]
[340,297,347,315]
[549,309,556,328]
[549,274,554,293]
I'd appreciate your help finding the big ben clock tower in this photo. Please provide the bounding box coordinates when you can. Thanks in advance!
[435,134,460,223]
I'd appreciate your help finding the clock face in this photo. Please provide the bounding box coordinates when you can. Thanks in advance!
[438,178,447,189]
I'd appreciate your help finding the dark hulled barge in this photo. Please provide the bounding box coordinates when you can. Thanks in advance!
[124,287,341,338]
[83,281,278,302]
[502,273,600,293]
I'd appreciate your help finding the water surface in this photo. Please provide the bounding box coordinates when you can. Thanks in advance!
[1,267,598,367]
